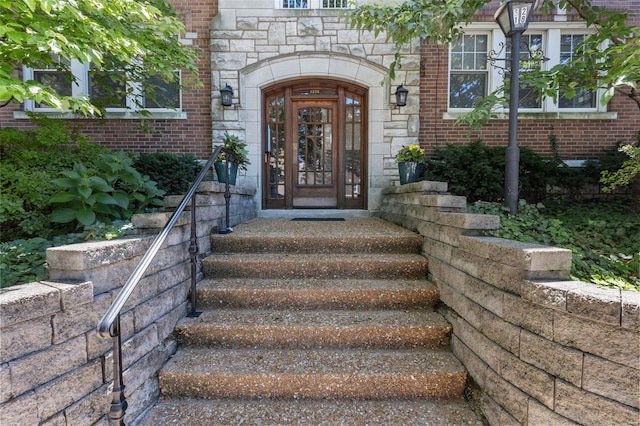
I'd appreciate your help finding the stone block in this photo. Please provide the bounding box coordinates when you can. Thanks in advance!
[555,379,640,426]
[0,391,39,425]
[0,363,10,403]
[434,213,499,231]
[0,282,60,327]
[418,194,467,209]
[63,384,110,426]
[622,290,640,330]
[104,325,160,380]
[583,354,640,408]
[155,302,188,343]
[521,280,578,310]
[499,350,555,408]
[464,275,504,318]
[40,412,66,426]
[124,375,160,424]
[480,393,520,426]
[450,335,488,389]
[52,293,111,344]
[520,329,583,387]
[421,237,452,263]
[503,293,554,339]
[133,284,189,333]
[34,358,103,421]
[446,309,504,374]
[479,310,520,355]
[41,281,93,311]
[527,399,576,425]
[483,365,530,423]
[553,311,639,369]
[10,335,87,398]
[566,284,621,325]
[1,315,52,362]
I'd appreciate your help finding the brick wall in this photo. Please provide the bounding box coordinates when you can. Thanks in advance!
[380,181,640,426]
[419,0,640,159]
[0,183,256,425]
[0,0,218,159]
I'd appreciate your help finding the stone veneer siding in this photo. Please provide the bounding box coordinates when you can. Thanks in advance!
[210,0,421,211]
[0,184,255,425]
[380,181,640,426]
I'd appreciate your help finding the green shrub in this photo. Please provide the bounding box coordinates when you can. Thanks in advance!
[0,222,133,288]
[49,151,166,229]
[470,200,639,291]
[133,152,201,195]
[0,115,110,241]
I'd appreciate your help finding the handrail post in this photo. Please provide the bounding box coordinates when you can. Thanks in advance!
[219,149,233,234]
[109,315,127,425]
[187,195,201,317]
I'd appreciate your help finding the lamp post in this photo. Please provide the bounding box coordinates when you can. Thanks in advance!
[494,0,538,214]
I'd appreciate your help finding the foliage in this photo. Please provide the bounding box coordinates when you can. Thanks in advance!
[470,200,640,291]
[0,0,199,115]
[49,151,165,229]
[0,115,109,240]
[0,221,132,288]
[346,0,640,127]
[345,0,491,79]
[395,144,426,163]
[600,143,640,193]
[216,132,251,171]
[133,152,201,195]
[423,140,571,202]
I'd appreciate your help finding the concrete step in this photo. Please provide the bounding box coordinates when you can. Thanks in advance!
[137,398,485,425]
[210,217,423,254]
[195,278,439,309]
[175,309,452,349]
[159,348,467,400]
[202,253,429,280]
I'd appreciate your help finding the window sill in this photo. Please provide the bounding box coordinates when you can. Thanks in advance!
[13,110,188,120]
[443,111,618,121]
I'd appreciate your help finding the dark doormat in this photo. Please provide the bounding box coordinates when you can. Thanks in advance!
[291,218,345,221]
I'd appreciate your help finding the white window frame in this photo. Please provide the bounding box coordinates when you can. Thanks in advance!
[275,0,352,9]
[448,32,491,111]
[21,62,184,118]
[446,22,611,119]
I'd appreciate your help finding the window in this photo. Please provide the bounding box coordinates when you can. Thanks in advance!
[448,28,602,114]
[558,34,596,109]
[24,61,182,113]
[449,34,488,109]
[279,0,349,9]
[506,33,543,109]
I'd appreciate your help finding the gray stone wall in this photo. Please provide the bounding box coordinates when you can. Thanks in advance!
[0,183,256,425]
[211,0,421,211]
[380,181,640,426]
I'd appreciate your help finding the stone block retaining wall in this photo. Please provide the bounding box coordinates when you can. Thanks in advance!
[380,181,640,426]
[0,183,255,425]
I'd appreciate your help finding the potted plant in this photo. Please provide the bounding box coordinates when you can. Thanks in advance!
[395,144,426,185]
[215,132,250,185]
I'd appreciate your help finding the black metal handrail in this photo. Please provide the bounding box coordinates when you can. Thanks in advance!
[97,144,230,425]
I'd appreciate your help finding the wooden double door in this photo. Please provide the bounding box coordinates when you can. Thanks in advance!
[263,80,367,210]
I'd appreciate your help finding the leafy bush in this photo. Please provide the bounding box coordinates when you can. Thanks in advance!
[0,222,133,288]
[470,200,639,291]
[49,151,166,229]
[133,152,201,195]
[0,115,110,240]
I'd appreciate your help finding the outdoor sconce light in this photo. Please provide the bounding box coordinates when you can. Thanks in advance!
[494,0,539,37]
[220,83,234,107]
[394,84,408,107]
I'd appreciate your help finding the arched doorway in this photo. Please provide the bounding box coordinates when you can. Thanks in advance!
[263,79,367,209]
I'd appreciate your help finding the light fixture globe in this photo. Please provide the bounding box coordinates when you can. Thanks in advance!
[394,84,408,107]
[220,84,234,107]
[494,0,539,36]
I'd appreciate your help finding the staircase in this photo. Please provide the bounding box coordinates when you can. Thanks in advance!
[137,218,484,425]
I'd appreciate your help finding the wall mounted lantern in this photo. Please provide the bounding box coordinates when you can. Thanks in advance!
[394,84,408,107]
[494,0,538,214]
[220,84,234,107]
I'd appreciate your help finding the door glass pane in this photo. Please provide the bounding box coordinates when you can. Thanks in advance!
[297,107,332,186]
[345,95,361,199]
[267,95,285,200]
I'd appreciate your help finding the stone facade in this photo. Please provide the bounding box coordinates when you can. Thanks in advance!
[0,184,256,425]
[210,0,421,211]
[380,181,640,426]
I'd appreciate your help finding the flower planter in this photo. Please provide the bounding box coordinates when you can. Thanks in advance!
[214,162,238,185]
[398,161,424,185]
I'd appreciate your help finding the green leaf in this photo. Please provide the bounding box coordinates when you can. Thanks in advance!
[51,208,77,223]
[89,175,114,192]
[78,185,92,199]
[49,192,76,203]
[112,191,129,209]
[76,208,96,226]
[94,192,118,205]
